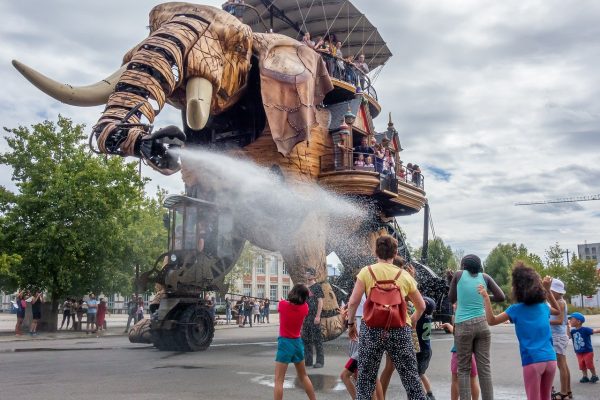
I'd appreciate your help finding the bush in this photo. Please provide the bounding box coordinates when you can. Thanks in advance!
[567,304,600,315]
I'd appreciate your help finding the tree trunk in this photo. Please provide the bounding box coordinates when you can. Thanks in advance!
[39,297,59,332]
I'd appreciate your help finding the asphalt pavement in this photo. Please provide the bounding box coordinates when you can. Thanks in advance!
[0,318,599,400]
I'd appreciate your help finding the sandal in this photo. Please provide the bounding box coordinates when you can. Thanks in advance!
[552,393,569,400]
[567,392,573,399]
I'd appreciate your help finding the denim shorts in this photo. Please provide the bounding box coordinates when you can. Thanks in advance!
[275,337,304,364]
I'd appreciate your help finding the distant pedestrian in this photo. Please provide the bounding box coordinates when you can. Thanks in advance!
[225,297,232,325]
[60,298,72,330]
[125,295,138,332]
[86,293,98,333]
[479,263,561,400]
[568,312,600,384]
[236,297,245,327]
[243,297,253,327]
[273,284,316,400]
[136,298,145,322]
[96,298,108,335]
[75,299,84,330]
[263,299,270,323]
[253,300,261,324]
[416,297,437,400]
[29,290,43,336]
[14,290,26,336]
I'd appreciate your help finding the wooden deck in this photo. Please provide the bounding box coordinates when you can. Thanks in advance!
[318,170,426,216]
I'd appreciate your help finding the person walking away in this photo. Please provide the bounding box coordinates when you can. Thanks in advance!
[125,295,138,332]
[236,297,245,327]
[568,312,600,384]
[75,299,84,331]
[29,290,43,336]
[347,235,427,400]
[263,299,271,323]
[448,254,505,400]
[416,297,437,400]
[60,298,72,330]
[273,284,316,400]
[86,293,98,333]
[301,268,324,368]
[225,297,232,325]
[15,290,26,336]
[548,279,572,399]
[96,298,108,335]
[243,297,253,327]
[479,262,561,400]
[253,299,261,324]
[136,297,145,322]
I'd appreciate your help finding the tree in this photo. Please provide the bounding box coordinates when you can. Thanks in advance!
[224,242,253,291]
[544,242,569,283]
[563,257,600,306]
[0,116,160,330]
[413,237,457,276]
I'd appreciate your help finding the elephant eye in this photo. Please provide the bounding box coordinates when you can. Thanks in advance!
[235,44,245,53]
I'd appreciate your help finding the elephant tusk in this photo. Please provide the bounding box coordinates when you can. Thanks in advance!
[11,59,126,107]
[186,77,213,131]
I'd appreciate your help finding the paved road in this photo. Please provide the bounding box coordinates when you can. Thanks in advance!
[0,324,599,400]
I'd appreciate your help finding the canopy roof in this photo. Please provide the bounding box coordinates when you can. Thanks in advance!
[242,0,392,70]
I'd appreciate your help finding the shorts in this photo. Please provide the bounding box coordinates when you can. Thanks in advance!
[416,349,432,375]
[17,311,25,319]
[275,337,304,364]
[345,357,358,374]
[87,314,97,323]
[32,311,42,320]
[576,352,595,371]
[451,352,478,377]
[552,333,569,355]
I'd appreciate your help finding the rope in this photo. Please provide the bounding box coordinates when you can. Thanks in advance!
[355,29,377,59]
[320,0,330,35]
[323,0,348,40]
[341,14,364,47]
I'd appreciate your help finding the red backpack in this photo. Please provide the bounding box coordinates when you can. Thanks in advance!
[363,266,407,330]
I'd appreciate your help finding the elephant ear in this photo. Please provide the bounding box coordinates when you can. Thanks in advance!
[252,33,334,156]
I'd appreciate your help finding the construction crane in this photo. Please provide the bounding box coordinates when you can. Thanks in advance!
[515,194,600,206]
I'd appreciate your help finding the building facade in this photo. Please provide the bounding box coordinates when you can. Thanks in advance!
[230,245,292,302]
[571,242,600,308]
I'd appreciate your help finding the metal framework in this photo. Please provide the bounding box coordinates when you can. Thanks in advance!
[515,194,600,206]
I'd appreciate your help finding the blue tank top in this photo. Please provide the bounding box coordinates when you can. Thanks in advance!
[550,301,567,336]
[455,272,486,323]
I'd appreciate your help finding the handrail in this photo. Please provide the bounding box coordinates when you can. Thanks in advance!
[319,151,425,190]
[317,52,378,100]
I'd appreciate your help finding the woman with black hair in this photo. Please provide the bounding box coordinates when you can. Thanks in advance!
[479,262,561,400]
[274,284,316,400]
[448,254,505,400]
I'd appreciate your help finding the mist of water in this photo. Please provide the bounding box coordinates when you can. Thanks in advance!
[176,148,370,262]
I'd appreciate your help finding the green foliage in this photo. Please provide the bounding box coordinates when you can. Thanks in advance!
[0,116,166,303]
[563,257,600,301]
[413,237,458,276]
[484,243,544,284]
[224,241,252,290]
[0,253,22,291]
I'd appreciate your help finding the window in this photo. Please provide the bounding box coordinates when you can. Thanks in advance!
[108,294,115,310]
[243,284,252,297]
[282,285,290,298]
[593,247,597,254]
[257,284,265,299]
[270,286,278,301]
[585,247,590,254]
[270,258,278,275]
[593,255,597,260]
[282,262,288,275]
[586,256,591,260]
[256,255,265,274]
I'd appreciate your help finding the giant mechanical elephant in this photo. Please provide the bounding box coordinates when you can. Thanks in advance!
[13,2,443,348]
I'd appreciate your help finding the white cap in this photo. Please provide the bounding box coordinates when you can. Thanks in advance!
[550,278,566,294]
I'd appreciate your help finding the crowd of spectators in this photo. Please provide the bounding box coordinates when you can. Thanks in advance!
[351,137,423,187]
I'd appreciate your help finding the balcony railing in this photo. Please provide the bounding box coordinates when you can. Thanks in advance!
[318,52,378,101]
[319,151,425,190]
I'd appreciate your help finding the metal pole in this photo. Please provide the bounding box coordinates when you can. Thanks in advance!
[421,202,429,264]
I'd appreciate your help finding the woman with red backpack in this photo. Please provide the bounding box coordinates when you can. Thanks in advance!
[346,235,427,400]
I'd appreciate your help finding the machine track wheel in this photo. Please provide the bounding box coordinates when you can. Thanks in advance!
[178,305,214,352]
[153,307,188,352]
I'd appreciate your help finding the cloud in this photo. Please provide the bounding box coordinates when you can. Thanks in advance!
[2,0,599,262]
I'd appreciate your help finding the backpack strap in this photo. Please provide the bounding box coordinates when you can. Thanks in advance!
[393,269,403,281]
[367,265,378,281]
[368,265,403,285]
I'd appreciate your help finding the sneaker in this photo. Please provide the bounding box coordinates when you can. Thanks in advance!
[580,376,590,383]
[427,393,436,400]
[591,375,599,383]
[313,363,323,369]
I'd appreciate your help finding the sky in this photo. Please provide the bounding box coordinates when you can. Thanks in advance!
[1,0,599,264]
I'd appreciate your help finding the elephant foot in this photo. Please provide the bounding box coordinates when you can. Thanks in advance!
[128,319,153,344]
[319,282,346,341]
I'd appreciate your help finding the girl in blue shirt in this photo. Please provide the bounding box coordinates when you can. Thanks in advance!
[479,262,561,400]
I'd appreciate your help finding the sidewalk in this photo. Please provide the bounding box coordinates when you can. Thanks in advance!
[0,312,280,343]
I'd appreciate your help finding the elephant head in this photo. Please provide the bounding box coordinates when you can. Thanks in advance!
[13,2,332,175]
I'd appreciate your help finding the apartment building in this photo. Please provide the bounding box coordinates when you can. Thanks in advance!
[571,241,600,308]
